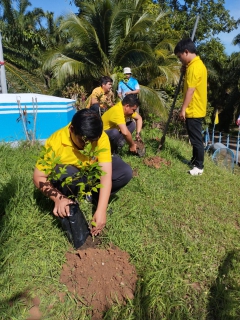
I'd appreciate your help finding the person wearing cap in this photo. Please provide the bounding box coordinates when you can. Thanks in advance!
[102,94,142,154]
[117,67,140,100]
[86,76,115,115]
[33,109,132,236]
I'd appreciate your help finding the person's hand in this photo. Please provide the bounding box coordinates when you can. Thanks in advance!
[91,210,107,236]
[179,108,186,121]
[53,196,74,218]
[125,91,131,95]
[129,143,137,153]
[136,133,141,141]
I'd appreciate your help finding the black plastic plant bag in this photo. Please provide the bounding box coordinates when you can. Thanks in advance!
[61,203,90,249]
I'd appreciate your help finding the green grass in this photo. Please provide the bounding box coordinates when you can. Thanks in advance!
[0,131,240,320]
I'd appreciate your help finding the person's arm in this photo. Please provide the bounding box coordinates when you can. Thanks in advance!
[179,87,195,120]
[125,80,140,96]
[117,83,123,99]
[118,123,137,152]
[33,168,73,218]
[125,88,140,96]
[91,92,101,105]
[109,91,115,106]
[91,162,112,236]
[90,87,103,106]
[132,113,143,139]
[118,92,123,99]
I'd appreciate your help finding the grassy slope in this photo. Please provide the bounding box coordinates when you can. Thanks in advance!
[0,131,240,320]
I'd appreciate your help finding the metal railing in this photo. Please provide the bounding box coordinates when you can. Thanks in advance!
[204,127,240,164]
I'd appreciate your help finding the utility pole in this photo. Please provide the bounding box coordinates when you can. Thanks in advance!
[0,32,7,93]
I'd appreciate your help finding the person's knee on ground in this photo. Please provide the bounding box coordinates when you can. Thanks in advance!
[105,128,123,153]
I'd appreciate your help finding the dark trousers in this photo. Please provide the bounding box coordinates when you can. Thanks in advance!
[52,156,132,202]
[105,121,136,153]
[186,118,204,169]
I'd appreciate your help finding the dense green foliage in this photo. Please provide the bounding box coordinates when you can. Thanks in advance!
[0,0,239,123]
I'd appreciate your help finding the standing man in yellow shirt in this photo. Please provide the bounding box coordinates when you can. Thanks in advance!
[174,38,207,176]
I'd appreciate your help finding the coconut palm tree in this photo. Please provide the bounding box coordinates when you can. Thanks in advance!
[225,52,240,125]
[197,37,240,131]
[43,0,179,118]
[0,0,67,93]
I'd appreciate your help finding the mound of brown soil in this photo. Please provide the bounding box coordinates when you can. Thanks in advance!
[143,156,171,169]
[134,139,146,157]
[60,237,137,319]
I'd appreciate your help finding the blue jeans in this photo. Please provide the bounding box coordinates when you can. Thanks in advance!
[186,118,204,169]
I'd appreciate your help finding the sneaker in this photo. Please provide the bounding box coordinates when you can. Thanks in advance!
[188,166,203,176]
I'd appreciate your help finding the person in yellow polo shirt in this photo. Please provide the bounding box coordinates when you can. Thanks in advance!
[174,38,207,176]
[86,76,115,115]
[102,94,142,154]
[33,109,132,236]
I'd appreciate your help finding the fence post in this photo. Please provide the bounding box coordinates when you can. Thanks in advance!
[236,130,240,165]
[212,129,215,145]
[227,134,229,148]
[204,127,209,147]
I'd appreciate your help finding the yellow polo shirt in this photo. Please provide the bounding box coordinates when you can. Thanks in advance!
[102,101,137,130]
[86,86,114,109]
[183,56,207,118]
[36,124,111,172]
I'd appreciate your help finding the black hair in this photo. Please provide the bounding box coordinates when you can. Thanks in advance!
[122,94,140,107]
[71,109,103,140]
[100,76,113,86]
[174,38,197,55]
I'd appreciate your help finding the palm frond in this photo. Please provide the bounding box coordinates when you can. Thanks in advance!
[5,62,47,93]
[139,85,168,120]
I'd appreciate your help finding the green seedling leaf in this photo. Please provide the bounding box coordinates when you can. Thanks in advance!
[39,140,107,205]
[91,221,97,227]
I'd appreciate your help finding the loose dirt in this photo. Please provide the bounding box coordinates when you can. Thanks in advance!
[143,155,171,169]
[60,236,137,319]
[134,139,146,157]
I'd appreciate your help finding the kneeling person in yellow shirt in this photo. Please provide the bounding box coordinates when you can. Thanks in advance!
[33,109,132,236]
[86,76,115,115]
[102,94,143,154]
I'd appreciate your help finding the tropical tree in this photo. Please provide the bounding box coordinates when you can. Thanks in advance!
[154,0,238,41]
[0,0,66,93]
[223,48,240,130]
[233,33,240,47]
[43,0,180,118]
[197,36,240,132]
[198,38,228,108]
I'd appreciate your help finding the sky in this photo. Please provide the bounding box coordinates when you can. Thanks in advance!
[29,0,240,55]
[217,0,240,55]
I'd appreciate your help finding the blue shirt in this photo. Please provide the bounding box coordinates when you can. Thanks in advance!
[117,77,140,98]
